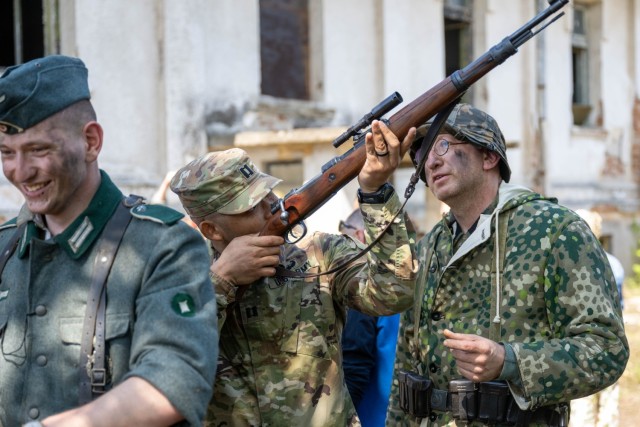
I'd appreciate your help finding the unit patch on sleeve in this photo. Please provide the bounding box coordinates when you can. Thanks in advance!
[171,293,196,317]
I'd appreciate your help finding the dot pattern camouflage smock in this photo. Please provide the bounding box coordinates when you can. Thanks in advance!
[208,192,417,427]
[387,183,629,427]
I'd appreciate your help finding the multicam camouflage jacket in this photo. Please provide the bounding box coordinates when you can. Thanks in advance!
[387,183,629,427]
[208,192,417,427]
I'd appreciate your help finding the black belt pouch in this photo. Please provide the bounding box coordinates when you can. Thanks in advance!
[398,370,432,418]
[478,380,512,424]
[449,379,478,421]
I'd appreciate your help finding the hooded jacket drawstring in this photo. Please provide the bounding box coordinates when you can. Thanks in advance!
[493,209,502,324]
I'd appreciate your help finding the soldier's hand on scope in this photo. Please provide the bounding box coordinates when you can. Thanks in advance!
[358,120,416,193]
[211,234,283,286]
[442,329,506,383]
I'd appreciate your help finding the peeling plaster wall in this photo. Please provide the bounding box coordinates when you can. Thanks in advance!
[0,0,638,272]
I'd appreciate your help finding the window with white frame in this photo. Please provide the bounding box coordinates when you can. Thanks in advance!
[571,2,602,127]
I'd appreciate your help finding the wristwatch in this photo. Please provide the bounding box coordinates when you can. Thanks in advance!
[357,182,395,204]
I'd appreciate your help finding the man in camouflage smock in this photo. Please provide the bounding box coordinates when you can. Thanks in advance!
[386,104,629,427]
[171,119,418,427]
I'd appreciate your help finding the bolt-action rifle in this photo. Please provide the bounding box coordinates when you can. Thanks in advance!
[260,0,569,241]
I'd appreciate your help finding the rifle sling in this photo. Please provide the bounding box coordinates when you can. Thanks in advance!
[0,223,26,280]
[271,101,461,281]
[230,200,405,309]
[78,195,140,405]
[272,195,407,280]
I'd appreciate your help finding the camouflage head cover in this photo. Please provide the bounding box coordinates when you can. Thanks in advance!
[170,148,282,218]
[410,103,511,183]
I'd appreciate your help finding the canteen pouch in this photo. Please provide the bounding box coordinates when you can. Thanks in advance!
[478,381,511,424]
[449,379,478,422]
[398,370,432,418]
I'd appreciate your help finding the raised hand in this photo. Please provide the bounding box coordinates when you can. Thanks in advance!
[358,120,416,192]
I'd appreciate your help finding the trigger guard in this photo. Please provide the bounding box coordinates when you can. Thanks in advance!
[285,221,307,244]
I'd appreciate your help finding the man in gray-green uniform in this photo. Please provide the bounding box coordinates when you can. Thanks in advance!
[0,55,218,426]
[170,118,418,426]
[387,104,629,427]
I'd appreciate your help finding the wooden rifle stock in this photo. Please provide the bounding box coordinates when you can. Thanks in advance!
[260,0,569,238]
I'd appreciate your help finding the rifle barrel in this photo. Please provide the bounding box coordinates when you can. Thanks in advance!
[259,0,570,238]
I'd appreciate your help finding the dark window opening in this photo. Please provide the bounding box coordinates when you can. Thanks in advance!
[259,0,310,100]
[0,0,45,67]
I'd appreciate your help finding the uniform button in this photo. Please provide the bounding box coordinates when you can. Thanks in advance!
[429,266,436,273]
[43,253,53,262]
[36,355,48,366]
[429,363,439,373]
[35,305,47,316]
[429,413,438,422]
[431,311,443,321]
[28,407,40,419]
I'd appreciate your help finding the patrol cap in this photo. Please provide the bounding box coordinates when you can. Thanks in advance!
[410,103,511,183]
[0,55,90,135]
[170,148,282,218]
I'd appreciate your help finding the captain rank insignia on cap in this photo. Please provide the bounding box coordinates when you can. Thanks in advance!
[239,163,255,179]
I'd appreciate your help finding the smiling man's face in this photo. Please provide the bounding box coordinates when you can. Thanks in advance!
[0,112,90,218]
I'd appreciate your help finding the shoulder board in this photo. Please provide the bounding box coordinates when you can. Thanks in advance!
[130,204,184,225]
[0,217,18,231]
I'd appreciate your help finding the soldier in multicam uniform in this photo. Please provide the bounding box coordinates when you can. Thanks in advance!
[170,119,418,426]
[387,104,629,427]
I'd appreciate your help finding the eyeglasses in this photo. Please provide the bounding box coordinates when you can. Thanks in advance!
[432,138,469,156]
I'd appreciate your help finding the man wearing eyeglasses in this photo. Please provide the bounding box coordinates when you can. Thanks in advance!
[386,104,629,427]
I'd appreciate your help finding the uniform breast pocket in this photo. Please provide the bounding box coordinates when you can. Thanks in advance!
[59,313,131,399]
[282,279,335,360]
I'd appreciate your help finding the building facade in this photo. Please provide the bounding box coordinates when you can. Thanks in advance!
[1,0,639,272]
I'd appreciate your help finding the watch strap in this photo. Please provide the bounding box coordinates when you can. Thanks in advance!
[357,182,395,204]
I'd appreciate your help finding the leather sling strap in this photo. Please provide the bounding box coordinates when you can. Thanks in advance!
[78,196,140,404]
[0,223,25,279]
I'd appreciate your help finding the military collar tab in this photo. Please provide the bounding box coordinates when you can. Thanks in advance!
[54,171,123,259]
[15,171,123,259]
[17,222,39,258]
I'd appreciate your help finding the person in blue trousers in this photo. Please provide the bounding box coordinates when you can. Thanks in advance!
[340,209,401,426]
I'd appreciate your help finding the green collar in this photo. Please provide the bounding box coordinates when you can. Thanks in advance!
[17,170,123,259]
